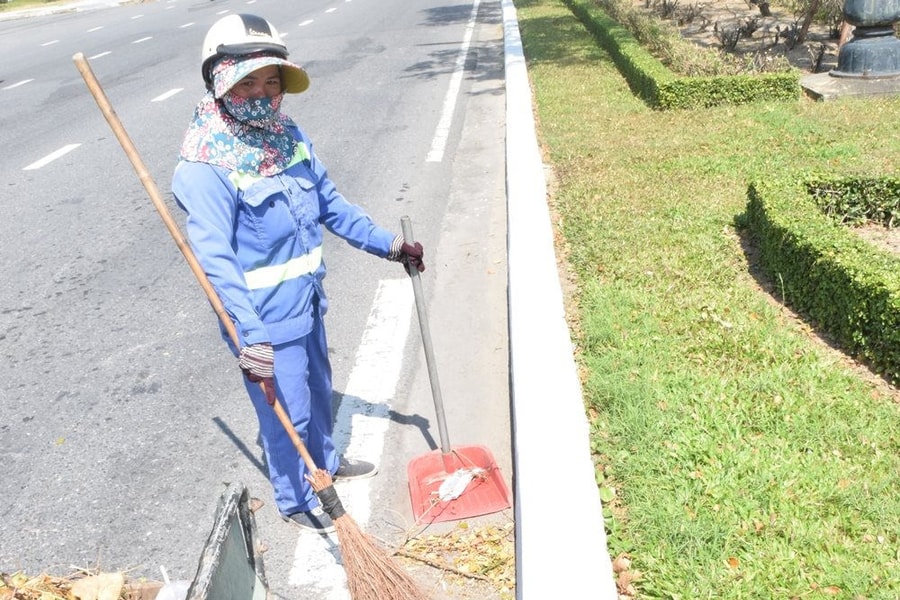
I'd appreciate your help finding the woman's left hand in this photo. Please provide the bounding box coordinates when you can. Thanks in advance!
[400,241,425,274]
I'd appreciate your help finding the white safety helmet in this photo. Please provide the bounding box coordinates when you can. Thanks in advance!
[201,14,309,95]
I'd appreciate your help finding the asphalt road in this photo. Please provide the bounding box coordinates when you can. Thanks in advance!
[0,0,510,597]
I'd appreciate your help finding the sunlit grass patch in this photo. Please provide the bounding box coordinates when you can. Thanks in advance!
[515,0,900,596]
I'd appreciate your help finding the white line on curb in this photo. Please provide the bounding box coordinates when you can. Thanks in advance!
[501,0,617,597]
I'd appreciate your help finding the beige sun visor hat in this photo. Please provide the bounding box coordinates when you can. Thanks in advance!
[201,14,310,97]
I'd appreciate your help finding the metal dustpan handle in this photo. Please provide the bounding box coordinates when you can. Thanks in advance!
[401,216,454,471]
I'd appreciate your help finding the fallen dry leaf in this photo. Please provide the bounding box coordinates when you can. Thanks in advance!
[617,570,636,589]
[70,572,124,600]
[611,553,631,573]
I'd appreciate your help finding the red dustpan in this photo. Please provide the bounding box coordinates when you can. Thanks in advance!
[401,217,512,524]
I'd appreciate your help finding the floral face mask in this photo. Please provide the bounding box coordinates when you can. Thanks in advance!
[222,91,285,127]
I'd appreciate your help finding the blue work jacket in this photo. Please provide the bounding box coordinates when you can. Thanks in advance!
[172,125,395,347]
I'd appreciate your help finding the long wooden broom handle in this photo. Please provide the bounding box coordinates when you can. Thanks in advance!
[72,52,319,474]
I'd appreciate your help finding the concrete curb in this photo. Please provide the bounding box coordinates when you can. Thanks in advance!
[502,0,618,598]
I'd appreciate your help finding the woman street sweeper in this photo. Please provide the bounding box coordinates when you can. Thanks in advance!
[171,13,425,534]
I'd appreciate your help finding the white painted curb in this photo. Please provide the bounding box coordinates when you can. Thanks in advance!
[502,1,618,598]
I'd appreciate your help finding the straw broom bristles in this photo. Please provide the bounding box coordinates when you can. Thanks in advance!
[309,469,431,600]
[335,513,431,600]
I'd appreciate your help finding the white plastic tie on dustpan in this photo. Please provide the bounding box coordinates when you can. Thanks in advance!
[438,467,486,502]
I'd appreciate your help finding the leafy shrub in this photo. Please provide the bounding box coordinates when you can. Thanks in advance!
[808,176,900,228]
[565,0,800,108]
[594,0,794,76]
[744,174,900,384]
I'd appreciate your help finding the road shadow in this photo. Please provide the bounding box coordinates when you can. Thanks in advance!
[401,0,504,95]
[332,392,439,454]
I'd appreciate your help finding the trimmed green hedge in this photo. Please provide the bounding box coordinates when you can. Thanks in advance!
[745,175,900,384]
[563,0,801,109]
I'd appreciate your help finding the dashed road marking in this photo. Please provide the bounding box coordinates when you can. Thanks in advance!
[152,88,183,102]
[3,79,34,90]
[23,144,81,171]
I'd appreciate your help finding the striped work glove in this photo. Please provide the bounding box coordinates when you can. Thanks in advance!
[388,234,425,275]
[238,343,276,406]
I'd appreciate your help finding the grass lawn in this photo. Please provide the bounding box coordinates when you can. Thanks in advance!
[514,0,900,597]
[0,0,68,12]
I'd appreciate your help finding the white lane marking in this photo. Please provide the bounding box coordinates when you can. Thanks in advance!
[131,14,143,19]
[288,278,413,592]
[216,9,230,15]
[3,79,34,90]
[426,0,480,163]
[152,88,183,102]
[87,26,103,32]
[247,0,257,4]
[299,19,314,26]
[41,40,59,47]
[179,22,194,28]
[325,7,337,12]
[89,51,111,60]
[23,144,81,171]
[133,36,152,44]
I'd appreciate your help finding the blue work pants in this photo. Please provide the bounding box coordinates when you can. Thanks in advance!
[243,313,339,516]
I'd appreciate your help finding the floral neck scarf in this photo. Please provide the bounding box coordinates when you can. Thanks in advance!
[179,56,298,176]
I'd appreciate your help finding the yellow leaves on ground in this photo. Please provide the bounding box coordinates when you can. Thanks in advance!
[2,572,71,600]
[403,522,515,597]
[0,572,125,600]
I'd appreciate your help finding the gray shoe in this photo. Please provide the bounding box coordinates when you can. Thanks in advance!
[333,456,377,481]
[282,506,335,534]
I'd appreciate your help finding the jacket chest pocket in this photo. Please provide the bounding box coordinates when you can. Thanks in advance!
[238,179,299,248]
[285,174,321,248]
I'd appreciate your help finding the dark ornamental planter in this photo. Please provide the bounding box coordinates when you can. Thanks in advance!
[831,0,900,78]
